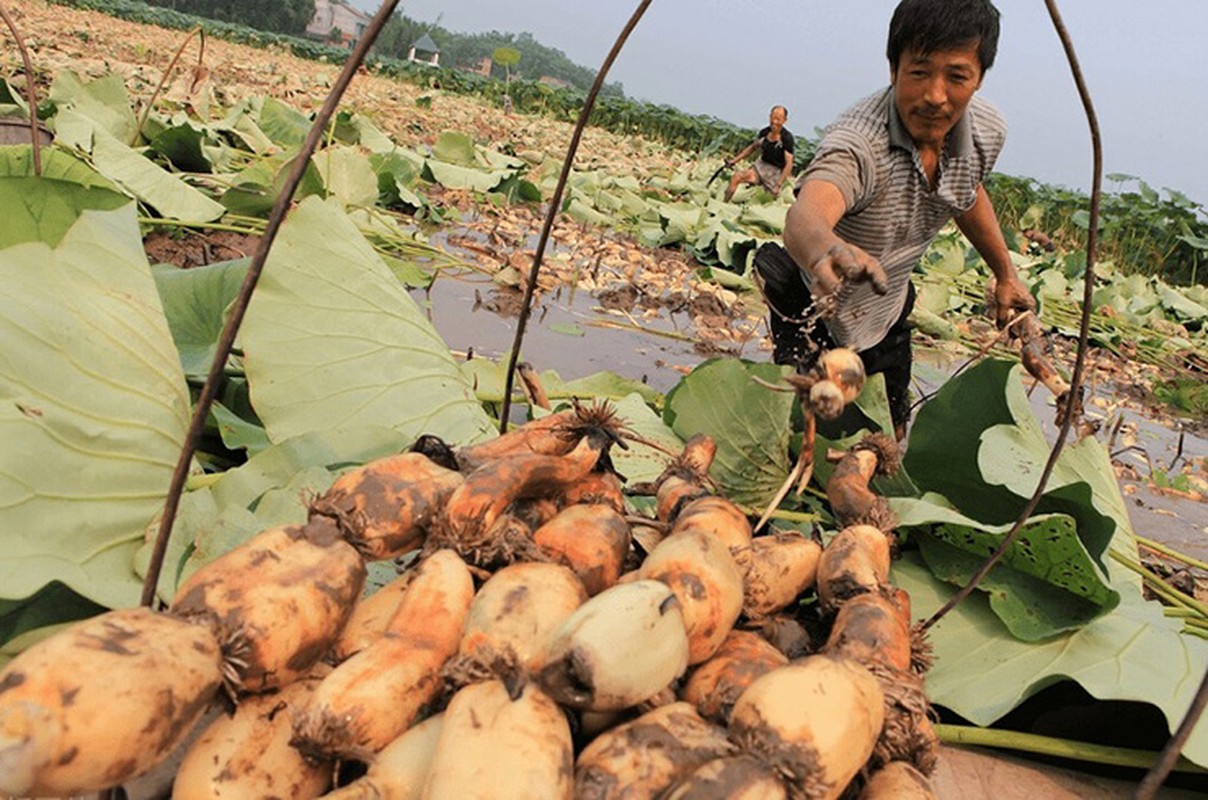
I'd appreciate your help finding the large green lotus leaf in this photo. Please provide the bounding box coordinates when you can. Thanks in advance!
[609,392,684,485]
[0,146,130,248]
[0,175,130,249]
[893,494,1117,640]
[906,359,1091,526]
[977,369,1133,564]
[738,203,787,235]
[566,197,614,227]
[551,371,663,407]
[56,109,225,223]
[151,258,249,378]
[664,358,794,508]
[893,553,1208,767]
[432,130,480,167]
[424,160,509,193]
[214,103,275,154]
[241,197,493,445]
[48,71,137,144]
[315,145,379,208]
[1158,284,1208,322]
[0,581,107,654]
[346,114,397,154]
[210,400,270,456]
[0,145,119,190]
[0,205,190,608]
[258,97,311,148]
[149,121,212,173]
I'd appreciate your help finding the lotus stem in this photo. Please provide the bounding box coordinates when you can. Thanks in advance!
[934,724,1206,774]
[1137,535,1208,573]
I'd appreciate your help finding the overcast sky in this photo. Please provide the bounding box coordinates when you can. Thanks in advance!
[356,1,1207,208]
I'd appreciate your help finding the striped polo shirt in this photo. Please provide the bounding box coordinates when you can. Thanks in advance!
[797,87,1006,352]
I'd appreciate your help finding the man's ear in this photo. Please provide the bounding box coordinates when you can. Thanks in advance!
[888,62,898,86]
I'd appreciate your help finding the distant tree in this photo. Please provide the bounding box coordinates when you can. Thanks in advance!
[143,0,314,35]
[492,46,521,83]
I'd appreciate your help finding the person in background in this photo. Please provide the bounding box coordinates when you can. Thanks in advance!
[755,0,1035,439]
[724,105,795,202]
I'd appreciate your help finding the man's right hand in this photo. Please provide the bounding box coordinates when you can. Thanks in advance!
[810,243,889,296]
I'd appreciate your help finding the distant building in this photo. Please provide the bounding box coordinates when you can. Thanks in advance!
[408,33,441,67]
[306,0,371,49]
[464,56,492,77]
[539,75,573,89]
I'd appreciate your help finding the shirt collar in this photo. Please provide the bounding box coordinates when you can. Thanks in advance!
[887,87,975,158]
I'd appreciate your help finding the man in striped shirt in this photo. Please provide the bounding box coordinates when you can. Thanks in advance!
[756,0,1034,439]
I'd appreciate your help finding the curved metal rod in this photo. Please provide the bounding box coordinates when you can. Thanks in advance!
[497,0,654,431]
[921,0,1101,631]
[0,1,42,175]
[140,0,403,606]
[132,25,206,145]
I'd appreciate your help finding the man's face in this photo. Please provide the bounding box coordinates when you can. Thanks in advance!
[891,42,983,148]
[768,106,787,132]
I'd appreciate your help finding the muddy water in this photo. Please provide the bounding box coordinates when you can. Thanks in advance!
[410,268,1208,562]
[412,269,718,394]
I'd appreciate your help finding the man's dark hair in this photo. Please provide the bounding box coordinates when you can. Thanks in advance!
[771,104,788,118]
[887,0,1000,73]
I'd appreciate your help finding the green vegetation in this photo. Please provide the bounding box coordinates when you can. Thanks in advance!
[139,0,315,36]
[375,14,622,97]
[988,172,1208,286]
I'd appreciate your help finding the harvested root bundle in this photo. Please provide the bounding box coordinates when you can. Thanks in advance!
[657,475,709,524]
[808,380,846,420]
[174,675,329,799]
[420,679,573,799]
[814,348,865,404]
[439,435,605,552]
[292,550,473,758]
[321,713,444,800]
[511,496,563,530]
[456,561,588,675]
[574,702,735,800]
[533,504,632,596]
[858,761,937,800]
[756,616,813,660]
[539,580,690,711]
[824,433,899,530]
[562,469,627,513]
[824,592,913,674]
[454,400,623,472]
[681,630,788,725]
[824,594,938,774]
[670,495,753,557]
[331,569,417,662]
[737,532,822,619]
[815,525,891,612]
[309,452,463,561]
[661,754,788,800]
[630,434,716,522]
[0,608,223,798]
[728,655,884,800]
[638,529,745,664]
[171,519,366,693]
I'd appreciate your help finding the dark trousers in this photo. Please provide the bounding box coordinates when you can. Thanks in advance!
[753,242,915,428]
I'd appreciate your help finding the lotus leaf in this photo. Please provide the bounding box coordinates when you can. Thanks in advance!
[240,196,493,445]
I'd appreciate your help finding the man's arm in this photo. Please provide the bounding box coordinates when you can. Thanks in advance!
[727,142,757,166]
[784,180,887,295]
[954,185,1036,326]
